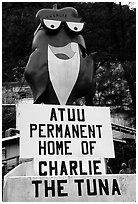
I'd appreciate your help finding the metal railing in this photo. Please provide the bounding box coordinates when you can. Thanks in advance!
[112,123,136,136]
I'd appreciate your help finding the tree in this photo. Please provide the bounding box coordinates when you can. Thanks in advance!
[2,2,136,112]
[2,2,54,82]
[94,62,132,107]
[2,106,16,137]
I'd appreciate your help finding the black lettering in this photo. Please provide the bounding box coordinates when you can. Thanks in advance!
[96,125,102,138]
[72,125,79,138]
[32,180,42,198]
[89,141,96,155]
[88,125,95,138]
[88,160,93,175]
[79,160,87,175]
[64,141,72,155]
[56,141,63,155]
[57,180,68,196]
[48,141,55,155]
[80,125,87,138]
[70,161,78,175]
[44,180,55,197]
[60,161,68,175]
[47,124,54,137]
[39,161,47,176]
[58,108,65,121]
[68,108,75,121]
[64,125,71,138]
[81,141,88,155]
[77,109,85,121]
[30,124,37,137]
[39,124,46,137]
[56,124,63,138]
[39,141,46,155]
[99,179,109,195]
[87,179,97,195]
[49,161,58,176]
[112,179,121,195]
[74,179,84,196]
[50,108,57,121]
[93,160,102,175]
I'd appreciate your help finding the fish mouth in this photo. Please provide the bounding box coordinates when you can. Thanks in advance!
[48,42,79,60]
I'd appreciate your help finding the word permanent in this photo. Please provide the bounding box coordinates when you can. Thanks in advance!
[30,123,102,139]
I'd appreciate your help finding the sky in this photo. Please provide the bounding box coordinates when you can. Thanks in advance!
[114,1,136,9]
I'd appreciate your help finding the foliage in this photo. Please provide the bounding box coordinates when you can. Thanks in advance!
[2,2,136,79]
[2,106,16,137]
[94,63,132,107]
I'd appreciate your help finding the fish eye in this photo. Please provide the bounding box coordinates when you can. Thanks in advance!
[43,19,61,30]
[66,22,84,32]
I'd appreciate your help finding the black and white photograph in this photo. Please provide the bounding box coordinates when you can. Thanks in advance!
[2,1,136,202]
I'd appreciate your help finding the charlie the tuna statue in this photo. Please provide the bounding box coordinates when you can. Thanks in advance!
[25,4,96,105]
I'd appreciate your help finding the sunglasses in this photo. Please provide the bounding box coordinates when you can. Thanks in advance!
[41,19,84,33]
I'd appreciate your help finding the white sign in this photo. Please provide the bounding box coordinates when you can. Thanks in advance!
[18,104,114,159]
[3,175,136,202]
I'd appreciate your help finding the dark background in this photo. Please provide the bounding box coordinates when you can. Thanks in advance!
[2,2,136,111]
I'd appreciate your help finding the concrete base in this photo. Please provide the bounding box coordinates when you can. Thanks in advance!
[3,162,136,202]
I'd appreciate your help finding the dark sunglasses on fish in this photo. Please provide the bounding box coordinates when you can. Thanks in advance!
[41,19,84,33]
